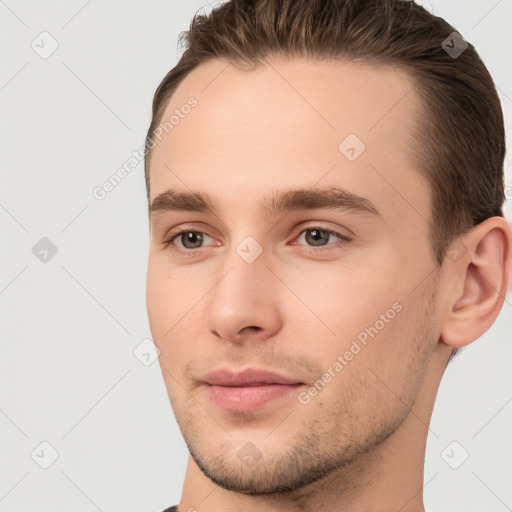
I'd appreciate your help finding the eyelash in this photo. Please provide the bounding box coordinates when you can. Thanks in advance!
[162,226,351,255]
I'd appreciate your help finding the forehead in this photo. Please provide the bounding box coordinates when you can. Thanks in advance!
[148,57,431,225]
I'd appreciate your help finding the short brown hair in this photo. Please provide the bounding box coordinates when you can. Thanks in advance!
[145,0,505,266]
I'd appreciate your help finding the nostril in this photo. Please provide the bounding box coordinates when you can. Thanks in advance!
[244,326,262,333]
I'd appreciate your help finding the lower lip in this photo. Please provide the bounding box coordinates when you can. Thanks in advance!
[206,383,302,412]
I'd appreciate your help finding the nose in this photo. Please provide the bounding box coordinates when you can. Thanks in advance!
[206,245,282,345]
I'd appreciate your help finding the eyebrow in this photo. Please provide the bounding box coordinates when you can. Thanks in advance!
[149,186,382,218]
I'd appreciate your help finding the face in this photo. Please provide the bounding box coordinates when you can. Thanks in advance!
[146,57,442,494]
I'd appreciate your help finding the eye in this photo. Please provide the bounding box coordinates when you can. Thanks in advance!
[164,230,216,250]
[294,227,350,248]
[162,226,351,254]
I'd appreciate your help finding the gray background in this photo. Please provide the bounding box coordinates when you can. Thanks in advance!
[1,1,511,511]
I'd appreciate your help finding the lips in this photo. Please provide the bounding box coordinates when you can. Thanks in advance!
[203,368,303,412]
[203,368,301,386]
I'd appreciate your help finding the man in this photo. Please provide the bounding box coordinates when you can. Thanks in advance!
[144,0,512,511]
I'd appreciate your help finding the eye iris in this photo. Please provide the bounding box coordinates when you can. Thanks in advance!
[305,229,330,246]
[181,232,203,249]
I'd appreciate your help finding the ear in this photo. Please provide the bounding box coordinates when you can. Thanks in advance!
[440,217,512,348]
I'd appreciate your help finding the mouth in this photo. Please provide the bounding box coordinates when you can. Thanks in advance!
[202,368,304,412]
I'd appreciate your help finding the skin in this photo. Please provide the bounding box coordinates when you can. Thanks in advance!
[145,57,512,512]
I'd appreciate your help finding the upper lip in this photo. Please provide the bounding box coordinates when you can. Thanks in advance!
[203,368,302,386]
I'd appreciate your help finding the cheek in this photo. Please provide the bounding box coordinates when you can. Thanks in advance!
[285,262,420,385]
[146,259,188,351]
[146,259,208,365]
[300,298,426,428]
[281,260,400,344]
[146,264,169,338]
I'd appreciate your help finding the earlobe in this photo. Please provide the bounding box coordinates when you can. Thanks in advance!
[440,218,512,349]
